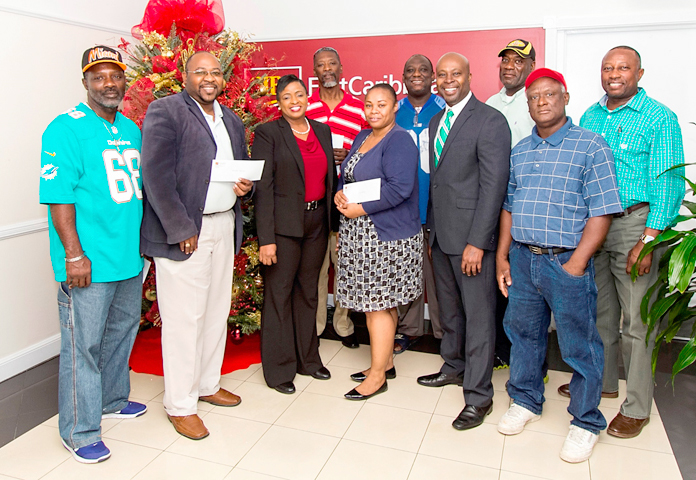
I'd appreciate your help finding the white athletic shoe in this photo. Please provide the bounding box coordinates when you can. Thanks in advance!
[497,403,541,435]
[560,425,599,463]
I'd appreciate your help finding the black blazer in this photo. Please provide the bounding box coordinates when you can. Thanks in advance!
[252,117,337,246]
[426,94,511,255]
[140,90,250,261]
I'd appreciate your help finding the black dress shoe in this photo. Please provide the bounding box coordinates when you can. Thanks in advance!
[273,381,296,394]
[452,402,493,430]
[350,366,396,382]
[340,332,359,349]
[344,381,388,401]
[311,366,331,380]
[417,372,464,387]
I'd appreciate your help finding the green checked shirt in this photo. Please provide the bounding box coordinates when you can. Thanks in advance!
[580,88,685,230]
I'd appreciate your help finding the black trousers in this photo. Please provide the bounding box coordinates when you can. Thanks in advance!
[431,239,496,407]
[260,205,328,388]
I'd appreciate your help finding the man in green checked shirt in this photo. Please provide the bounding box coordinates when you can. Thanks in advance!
[557,46,685,439]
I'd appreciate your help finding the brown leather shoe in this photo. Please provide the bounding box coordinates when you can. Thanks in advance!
[557,383,619,399]
[167,414,209,440]
[608,412,650,438]
[199,388,242,407]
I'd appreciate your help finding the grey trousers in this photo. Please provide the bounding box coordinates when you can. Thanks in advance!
[595,206,659,419]
[397,227,442,338]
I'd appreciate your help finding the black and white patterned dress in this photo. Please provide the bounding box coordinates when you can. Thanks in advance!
[336,151,423,312]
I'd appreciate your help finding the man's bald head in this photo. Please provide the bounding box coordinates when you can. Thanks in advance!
[435,52,472,107]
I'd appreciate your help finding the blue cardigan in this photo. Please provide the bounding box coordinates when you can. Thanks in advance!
[338,125,420,242]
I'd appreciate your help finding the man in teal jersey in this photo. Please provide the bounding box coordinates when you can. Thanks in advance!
[393,54,445,352]
[558,46,685,439]
[40,46,147,464]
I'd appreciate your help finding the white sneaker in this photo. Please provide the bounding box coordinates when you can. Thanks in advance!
[497,403,541,435]
[560,425,599,463]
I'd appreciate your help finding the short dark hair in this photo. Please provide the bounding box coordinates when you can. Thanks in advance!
[275,74,307,101]
[184,51,220,71]
[404,54,433,73]
[608,45,642,69]
[313,47,341,64]
[366,83,397,103]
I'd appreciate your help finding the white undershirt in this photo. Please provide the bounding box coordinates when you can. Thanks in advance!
[193,99,238,214]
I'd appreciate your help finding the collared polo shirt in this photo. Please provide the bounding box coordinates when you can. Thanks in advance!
[193,99,238,214]
[486,87,535,147]
[580,88,685,230]
[503,118,623,249]
[306,89,368,148]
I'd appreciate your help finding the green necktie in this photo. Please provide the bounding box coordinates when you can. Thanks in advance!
[434,109,453,167]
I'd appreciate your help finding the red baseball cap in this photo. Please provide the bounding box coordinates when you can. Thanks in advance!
[525,68,567,90]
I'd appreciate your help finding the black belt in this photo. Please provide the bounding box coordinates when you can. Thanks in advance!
[305,200,321,211]
[613,202,649,218]
[524,244,573,255]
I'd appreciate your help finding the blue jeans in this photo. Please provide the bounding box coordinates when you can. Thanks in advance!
[58,273,141,448]
[504,242,606,434]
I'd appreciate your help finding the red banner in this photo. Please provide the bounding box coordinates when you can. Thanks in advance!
[254,28,544,102]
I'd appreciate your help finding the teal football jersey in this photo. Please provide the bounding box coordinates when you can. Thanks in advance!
[40,102,143,282]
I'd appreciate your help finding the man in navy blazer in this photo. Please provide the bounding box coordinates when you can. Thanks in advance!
[418,52,511,431]
[140,52,252,440]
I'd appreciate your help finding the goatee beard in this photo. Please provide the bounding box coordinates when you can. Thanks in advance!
[322,80,338,88]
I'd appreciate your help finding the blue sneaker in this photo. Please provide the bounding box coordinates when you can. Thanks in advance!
[61,439,111,463]
[102,401,147,419]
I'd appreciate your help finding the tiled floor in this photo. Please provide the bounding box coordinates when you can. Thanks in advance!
[0,340,684,479]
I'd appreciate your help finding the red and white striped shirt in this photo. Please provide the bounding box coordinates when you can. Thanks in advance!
[306,90,368,148]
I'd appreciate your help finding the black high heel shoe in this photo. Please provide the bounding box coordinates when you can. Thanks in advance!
[344,381,388,401]
[350,366,396,382]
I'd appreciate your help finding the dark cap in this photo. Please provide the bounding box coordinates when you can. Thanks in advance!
[82,46,127,73]
[498,39,535,61]
[525,68,567,90]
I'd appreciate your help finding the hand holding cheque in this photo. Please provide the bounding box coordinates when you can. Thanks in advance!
[335,178,381,219]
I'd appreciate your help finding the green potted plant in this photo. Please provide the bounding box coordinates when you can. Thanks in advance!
[634,130,696,382]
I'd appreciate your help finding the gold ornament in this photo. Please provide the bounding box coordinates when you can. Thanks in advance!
[145,288,157,301]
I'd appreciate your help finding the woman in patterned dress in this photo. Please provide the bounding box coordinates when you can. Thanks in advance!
[335,84,423,400]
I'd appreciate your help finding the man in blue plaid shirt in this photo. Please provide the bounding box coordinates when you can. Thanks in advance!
[495,68,623,464]
[557,46,685,439]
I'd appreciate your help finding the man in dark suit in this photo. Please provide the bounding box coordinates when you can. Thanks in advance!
[140,52,252,440]
[417,52,511,430]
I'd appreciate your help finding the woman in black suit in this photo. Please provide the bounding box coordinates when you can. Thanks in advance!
[253,75,337,394]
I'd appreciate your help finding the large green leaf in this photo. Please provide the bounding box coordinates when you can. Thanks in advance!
[668,234,696,292]
[681,200,696,215]
[647,292,680,325]
[672,338,696,381]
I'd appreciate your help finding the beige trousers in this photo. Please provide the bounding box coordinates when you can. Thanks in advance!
[155,210,235,416]
[316,232,354,336]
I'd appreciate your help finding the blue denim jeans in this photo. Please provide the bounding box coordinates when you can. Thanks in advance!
[504,242,607,434]
[58,273,141,448]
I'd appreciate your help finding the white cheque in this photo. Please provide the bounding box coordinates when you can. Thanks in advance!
[210,159,265,182]
[343,178,381,203]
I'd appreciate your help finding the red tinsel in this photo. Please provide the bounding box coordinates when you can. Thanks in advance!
[132,0,225,40]
[122,78,156,128]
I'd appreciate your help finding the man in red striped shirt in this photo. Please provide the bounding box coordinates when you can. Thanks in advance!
[307,47,368,348]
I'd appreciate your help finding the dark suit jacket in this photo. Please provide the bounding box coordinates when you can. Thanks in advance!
[252,118,337,246]
[426,94,511,256]
[140,90,250,261]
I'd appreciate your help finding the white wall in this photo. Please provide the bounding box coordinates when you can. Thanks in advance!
[0,0,694,381]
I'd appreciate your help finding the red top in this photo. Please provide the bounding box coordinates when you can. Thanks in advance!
[306,90,369,149]
[295,128,328,202]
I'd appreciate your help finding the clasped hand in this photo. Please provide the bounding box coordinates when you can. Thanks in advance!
[334,190,366,219]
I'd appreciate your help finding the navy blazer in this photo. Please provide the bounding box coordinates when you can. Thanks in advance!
[252,117,337,246]
[426,94,511,255]
[140,91,250,261]
[338,125,420,242]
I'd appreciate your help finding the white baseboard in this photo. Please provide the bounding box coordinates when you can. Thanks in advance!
[0,334,60,383]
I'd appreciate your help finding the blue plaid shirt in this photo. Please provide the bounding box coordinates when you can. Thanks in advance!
[503,118,623,249]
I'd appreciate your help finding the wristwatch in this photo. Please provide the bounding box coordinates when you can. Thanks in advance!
[640,233,655,245]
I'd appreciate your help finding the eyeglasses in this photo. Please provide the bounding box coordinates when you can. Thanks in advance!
[187,69,224,78]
